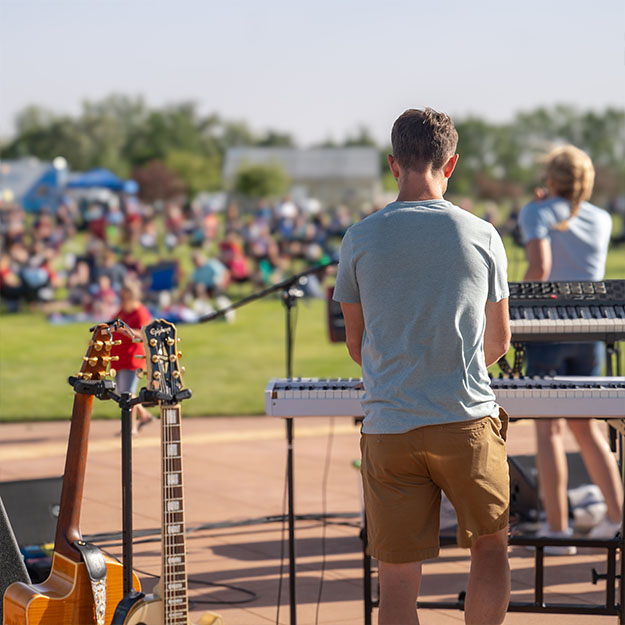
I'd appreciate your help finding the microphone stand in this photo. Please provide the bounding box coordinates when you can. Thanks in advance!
[199,260,336,625]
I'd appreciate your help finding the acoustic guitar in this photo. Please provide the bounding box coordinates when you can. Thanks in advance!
[3,321,141,625]
[112,319,222,625]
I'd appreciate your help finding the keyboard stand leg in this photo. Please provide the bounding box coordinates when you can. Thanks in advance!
[286,417,297,625]
[618,432,625,625]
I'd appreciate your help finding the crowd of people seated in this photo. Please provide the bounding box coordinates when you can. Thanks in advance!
[0,193,355,322]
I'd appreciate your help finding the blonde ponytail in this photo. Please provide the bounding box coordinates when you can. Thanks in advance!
[545,145,595,231]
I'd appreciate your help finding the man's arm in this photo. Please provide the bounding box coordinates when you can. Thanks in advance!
[523,238,552,281]
[484,298,511,368]
[340,302,365,366]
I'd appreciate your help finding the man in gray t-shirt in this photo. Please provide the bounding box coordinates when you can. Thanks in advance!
[333,109,511,625]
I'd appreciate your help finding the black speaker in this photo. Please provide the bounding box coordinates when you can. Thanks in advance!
[0,496,30,622]
[327,287,346,342]
[508,456,540,522]
[507,452,592,523]
[0,476,62,546]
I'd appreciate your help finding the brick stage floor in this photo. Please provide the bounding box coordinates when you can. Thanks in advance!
[0,416,621,624]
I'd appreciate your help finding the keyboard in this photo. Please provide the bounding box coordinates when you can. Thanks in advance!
[265,377,625,418]
[508,280,625,342]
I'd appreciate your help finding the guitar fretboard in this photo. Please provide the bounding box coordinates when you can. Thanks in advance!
[161,405,189,625]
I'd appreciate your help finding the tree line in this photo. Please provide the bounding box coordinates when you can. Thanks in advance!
[2,95,623,203]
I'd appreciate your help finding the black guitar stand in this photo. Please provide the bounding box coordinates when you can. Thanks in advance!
[109,388,189,595]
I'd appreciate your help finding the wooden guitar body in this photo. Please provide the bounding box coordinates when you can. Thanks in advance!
[3,323,142,625]
[3,552,140,625]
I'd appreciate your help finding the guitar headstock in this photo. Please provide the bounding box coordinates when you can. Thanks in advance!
[77,320,133,381]
[141,319,184,402]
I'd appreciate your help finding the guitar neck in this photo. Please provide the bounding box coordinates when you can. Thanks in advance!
[160,403,189,624]
[54,391,94,561]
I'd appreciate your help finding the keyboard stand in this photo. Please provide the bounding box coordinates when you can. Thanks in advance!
[360,414,625,624]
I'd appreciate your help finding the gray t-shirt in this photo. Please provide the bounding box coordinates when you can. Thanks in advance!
[333,200,509,434]
[519,198,612,281]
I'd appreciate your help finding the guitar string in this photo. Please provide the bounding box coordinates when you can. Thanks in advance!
[165,405,188,623]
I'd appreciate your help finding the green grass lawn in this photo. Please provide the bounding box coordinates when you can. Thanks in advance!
[1,239,624,422]
[0,299,361,421]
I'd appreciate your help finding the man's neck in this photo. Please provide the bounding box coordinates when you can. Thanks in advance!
[396,189,444,202]
[395,171,446,202]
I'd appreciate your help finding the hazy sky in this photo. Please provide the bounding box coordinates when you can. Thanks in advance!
[0,0,623,145]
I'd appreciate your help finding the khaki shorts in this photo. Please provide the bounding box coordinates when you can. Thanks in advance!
[360,408,510,563]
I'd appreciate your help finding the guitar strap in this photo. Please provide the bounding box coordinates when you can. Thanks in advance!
[74,540,108,625]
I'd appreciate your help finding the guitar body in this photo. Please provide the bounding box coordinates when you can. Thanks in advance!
[3,323,142,625]
[3,552,140,625]
[119,584,223,625]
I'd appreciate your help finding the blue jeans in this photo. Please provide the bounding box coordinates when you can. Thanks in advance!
[115,368,140,395]
[524,342,604,377]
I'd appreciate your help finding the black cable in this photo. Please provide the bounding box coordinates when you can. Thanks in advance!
[315,418,335,625]
[84,512,361,548]
[99,549,258,606]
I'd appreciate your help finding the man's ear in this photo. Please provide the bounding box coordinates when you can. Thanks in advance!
[388,154,401,180]
[443,154,459,179]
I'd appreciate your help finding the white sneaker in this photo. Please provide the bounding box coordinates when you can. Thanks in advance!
[587,518,621,539]
[539,525,577,555]
[573,502,608,531]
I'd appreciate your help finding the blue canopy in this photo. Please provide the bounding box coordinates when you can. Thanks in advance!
[67,168,125,191]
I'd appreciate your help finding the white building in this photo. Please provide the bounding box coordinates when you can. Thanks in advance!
[223,147,381,209]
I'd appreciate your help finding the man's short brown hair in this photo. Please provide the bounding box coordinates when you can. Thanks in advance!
[391,108,458,172]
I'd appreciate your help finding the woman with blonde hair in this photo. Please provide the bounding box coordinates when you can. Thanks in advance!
[519,144,621,554]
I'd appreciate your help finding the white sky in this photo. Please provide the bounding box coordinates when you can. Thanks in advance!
[0,0,623,146]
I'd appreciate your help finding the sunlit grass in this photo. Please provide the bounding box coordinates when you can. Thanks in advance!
[1,237,623,422]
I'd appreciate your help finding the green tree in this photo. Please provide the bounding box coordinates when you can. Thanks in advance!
[232,161,289,199]
[343,125,377,147]
[165,150,222,196]
[256,129,295,147]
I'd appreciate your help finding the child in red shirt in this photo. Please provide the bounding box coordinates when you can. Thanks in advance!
[111,279,153,434]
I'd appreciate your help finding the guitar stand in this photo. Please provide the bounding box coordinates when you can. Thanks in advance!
[109,386,192,595]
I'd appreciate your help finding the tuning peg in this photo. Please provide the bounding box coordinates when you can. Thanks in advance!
[79,372,93,380]
[151,354,159,363]
[111,340,122,346]
[180,366,185,374]
[102,356,119,363]
[153,371,161,379]
[166,337,175,346]
[83,356,99,367]
[89,340,104,351]
[135,354,146,359]
[177,351,182,359]
[109,368,117,378]
[172,370,181,379]
[149,338,157,347]
[132,337,143,343]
